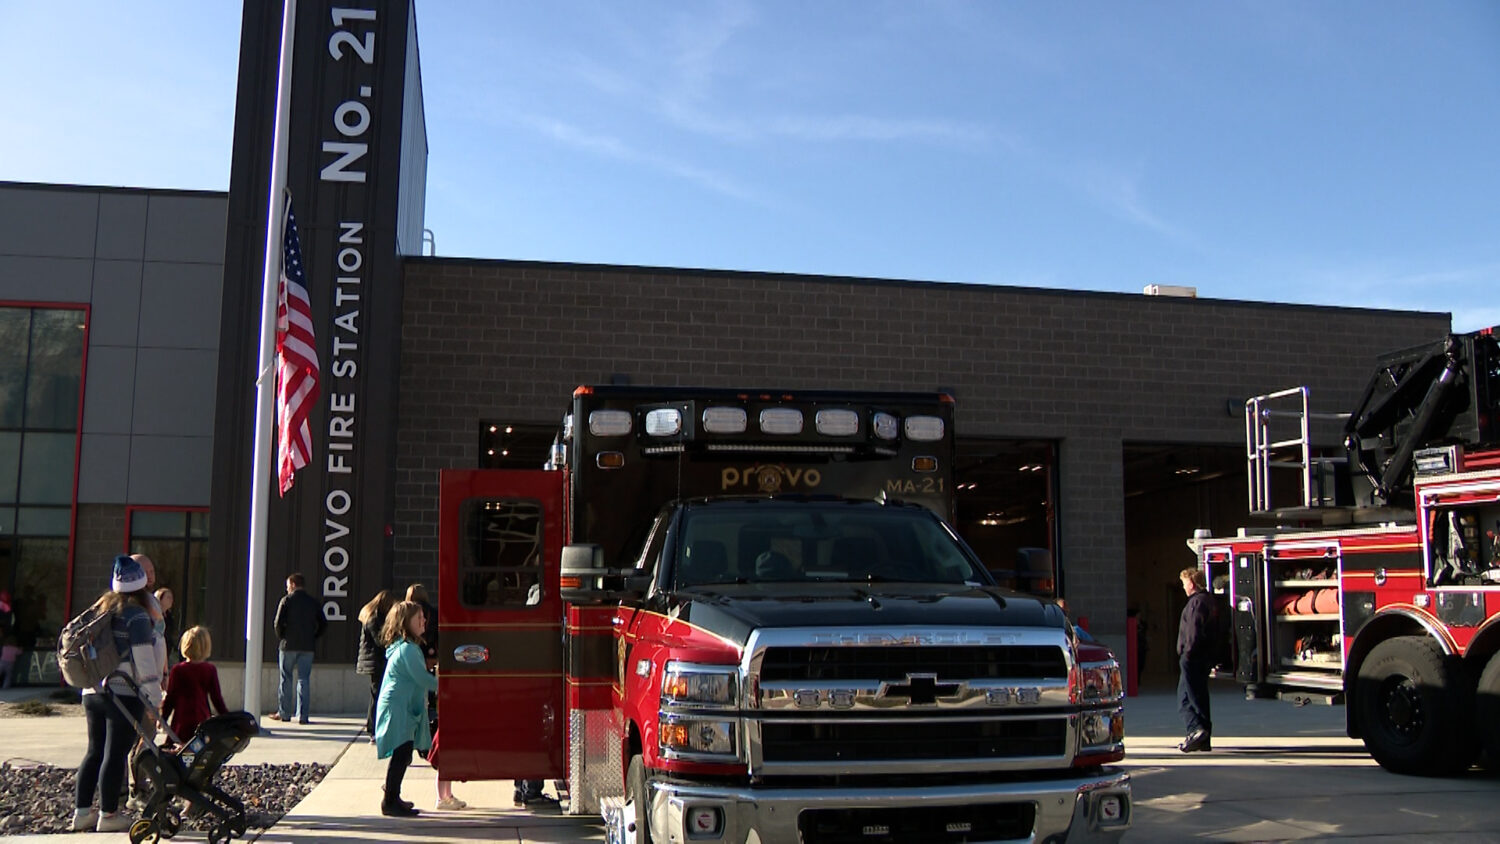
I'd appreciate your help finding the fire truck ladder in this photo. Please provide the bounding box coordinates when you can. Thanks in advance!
[1246,387,1351,514]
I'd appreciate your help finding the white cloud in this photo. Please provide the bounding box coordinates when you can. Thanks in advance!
[515,114,762,203]
[1067,163,1193,243]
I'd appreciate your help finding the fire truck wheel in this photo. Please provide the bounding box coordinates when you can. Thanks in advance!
[1474,652,1500,764]
[1354,636,1474,776]
[626,754,653,844]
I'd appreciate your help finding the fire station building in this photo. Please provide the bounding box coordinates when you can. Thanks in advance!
[0,1,1455,701]
[0,179,1451,699]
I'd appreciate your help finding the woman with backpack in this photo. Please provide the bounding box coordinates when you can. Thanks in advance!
[73,555,164,832]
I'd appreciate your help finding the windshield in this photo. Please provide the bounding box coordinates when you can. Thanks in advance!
[671,504,989,588]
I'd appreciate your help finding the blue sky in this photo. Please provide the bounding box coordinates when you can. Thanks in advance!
[3,1,1496,330]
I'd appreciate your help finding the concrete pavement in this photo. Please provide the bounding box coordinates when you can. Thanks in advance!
[7,679,1500,841]
[1123,680,1500,842]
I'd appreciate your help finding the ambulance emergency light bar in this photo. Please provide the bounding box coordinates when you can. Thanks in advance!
[585,406,945,442]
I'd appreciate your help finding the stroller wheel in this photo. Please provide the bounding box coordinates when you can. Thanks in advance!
[128,817,160,844]
[154,809,181,838]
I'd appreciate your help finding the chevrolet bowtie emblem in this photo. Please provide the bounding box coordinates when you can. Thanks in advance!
[880,673,961,705]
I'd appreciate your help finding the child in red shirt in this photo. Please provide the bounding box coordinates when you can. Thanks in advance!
[162,626,228,746]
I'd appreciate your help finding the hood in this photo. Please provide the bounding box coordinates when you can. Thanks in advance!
[664,583,1064,650]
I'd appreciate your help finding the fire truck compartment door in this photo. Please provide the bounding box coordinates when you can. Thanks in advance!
[438,469,566,782]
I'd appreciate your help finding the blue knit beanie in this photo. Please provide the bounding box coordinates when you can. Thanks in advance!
[111,554,147,593]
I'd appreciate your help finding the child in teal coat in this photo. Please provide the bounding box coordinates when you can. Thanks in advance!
[375,600,438,817]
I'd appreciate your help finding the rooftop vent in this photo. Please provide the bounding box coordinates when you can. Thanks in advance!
[1143,284,1197,297]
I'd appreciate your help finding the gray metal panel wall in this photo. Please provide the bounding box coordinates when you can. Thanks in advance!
[0,182,226,558]
[394,259,1452,638]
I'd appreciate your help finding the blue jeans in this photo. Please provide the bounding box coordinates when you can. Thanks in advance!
[278,649,314,721]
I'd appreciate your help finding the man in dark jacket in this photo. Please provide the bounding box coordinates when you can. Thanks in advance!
[1176,567,1216,752]
[270,573,326,724]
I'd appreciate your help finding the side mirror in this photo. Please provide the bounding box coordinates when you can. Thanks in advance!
[560,543,648,604]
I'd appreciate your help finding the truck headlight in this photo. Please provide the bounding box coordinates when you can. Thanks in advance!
[660,716,736,756]
[1072,659,1123,704]
[662,662,738,708]
[1079,708,1126,751]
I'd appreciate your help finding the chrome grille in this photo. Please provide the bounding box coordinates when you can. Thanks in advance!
[743,627,1079,775]
[758,645,1067,683]
[760,716,1068,762]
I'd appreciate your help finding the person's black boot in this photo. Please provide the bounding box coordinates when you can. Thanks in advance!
[383,788,416,812]
[381,799,420,817]
[1178,729,1211,753]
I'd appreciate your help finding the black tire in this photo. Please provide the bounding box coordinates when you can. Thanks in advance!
[626,754,653,844]
[156,809,181,839]
[128,818,159,844]
[1354,635,1474,776]
[1475,652,1500,764]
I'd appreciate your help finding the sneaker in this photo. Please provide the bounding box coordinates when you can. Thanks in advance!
[97,811,134,832]
[70,808,98,832]
[436,796,468,810]
[381,801,420,817]
[266,712,288,722]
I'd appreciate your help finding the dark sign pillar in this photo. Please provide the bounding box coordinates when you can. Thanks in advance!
[211,0,425,662]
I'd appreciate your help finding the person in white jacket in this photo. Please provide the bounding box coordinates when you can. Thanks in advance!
[72,555,163,832]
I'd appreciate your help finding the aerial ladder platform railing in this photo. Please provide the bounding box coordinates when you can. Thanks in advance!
[1246,387,1351,515]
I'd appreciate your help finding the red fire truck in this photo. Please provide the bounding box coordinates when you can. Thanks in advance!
[1189,328,1500,776]
[438,386,1130,843]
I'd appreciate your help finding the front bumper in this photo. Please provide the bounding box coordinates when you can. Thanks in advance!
[633,768,1130,843]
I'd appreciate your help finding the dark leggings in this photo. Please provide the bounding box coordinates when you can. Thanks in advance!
[365,674,380,734]
[384,741,414,805]
[77,692,144,812]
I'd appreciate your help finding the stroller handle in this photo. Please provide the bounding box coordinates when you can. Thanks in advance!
[102,669,184,747]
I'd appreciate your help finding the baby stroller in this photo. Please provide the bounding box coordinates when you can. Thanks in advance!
[101,670,260,844]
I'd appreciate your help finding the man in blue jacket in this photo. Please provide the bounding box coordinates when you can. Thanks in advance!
[1176,567,1216,753]
[270,573,326,724]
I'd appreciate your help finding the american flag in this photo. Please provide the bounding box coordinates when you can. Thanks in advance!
[275,197,320,496]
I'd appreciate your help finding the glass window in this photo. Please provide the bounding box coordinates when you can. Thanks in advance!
[0,432,19,504]
[1427,503,1500,588]
[0,310,30,428]
[128,509,210,634]
[132,510,189,538]
[12,537,67,648]
[16,507,69,536]
[24,310,84,430]
[0,306,86,686]
[18,432,76,504]
[673,504,987,589]
[458,499,544,609]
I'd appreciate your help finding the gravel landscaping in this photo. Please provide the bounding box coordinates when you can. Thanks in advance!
[0,759,329,835]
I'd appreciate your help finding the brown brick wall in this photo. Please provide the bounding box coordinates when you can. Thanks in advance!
[394,259,1451,634]
[71,503,127,613]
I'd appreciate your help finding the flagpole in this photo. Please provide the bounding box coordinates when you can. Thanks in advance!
[245,0,298,716]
